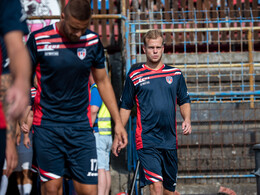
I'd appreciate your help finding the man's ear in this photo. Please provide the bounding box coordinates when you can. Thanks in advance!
[61,12,65,20]
[142,46,146,54]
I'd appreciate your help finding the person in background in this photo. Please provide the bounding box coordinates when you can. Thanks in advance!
[14,97,34,195]
[90,73,112,195]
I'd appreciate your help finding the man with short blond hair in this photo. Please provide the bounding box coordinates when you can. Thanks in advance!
[120,29,192,195]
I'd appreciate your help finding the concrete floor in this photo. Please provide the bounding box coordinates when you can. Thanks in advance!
[110,166,257,195]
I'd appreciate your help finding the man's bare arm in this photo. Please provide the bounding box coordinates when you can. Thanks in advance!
[4,31,31,121]
[1,74,18,177]
[179,103,192,135]
[90,105,99,125]
[20,106,32,134]
[120,108,131,127]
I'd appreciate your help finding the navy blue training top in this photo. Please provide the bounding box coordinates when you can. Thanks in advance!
[0,0,29,36]
[120,64,190,150]
[26,23,105,128]
[0,38,9,75]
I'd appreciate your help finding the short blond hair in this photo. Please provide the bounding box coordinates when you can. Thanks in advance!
[143,30,164,46]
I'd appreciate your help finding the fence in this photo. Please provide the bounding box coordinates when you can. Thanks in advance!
[126,8,260,104]
[58,0,260,49]
[127,0,260,45]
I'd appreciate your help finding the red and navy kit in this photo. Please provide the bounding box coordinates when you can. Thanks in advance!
[27,24,103,183]
[120,64,190,150]
[26,24,105,128]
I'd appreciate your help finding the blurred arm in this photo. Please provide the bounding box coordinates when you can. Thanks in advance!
[4,31,31,121]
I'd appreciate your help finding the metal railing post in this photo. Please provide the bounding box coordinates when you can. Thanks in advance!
[248,29,254,108]
[253,144,260,195]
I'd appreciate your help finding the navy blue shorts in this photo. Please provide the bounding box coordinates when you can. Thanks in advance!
[0,129,6,184]
[32,125,97,184]
[137,148,178,192]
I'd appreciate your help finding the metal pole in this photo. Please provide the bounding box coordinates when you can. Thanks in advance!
[248,29,254,108]
[177,174,255,179]
[28,14,127,20]
[253,144,260,195]
[129,160,140,195]
[136,26,260,33]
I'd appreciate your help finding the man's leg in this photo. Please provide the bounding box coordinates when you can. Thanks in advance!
[97,169,106,195]
[161,149,178,195]
[67,129,97,195]
[95,135,112,195]
[0,170,8,195]
[16,169,33,195]
[16,132,33,195]
[105,170,111,195]
[41,178,63,195]
[149,180,177,195]
[149,181,163,195]
[97,169,111,195]
[33,126,65,195]
[73,179,97,195]
[163,188,176,195]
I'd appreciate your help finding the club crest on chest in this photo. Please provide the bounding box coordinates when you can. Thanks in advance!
[77,48,87,60]
[166,76,173,84]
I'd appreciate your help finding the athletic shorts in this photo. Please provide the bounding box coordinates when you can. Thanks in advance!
[137,148,178,192]
[32,125,98,184]
[31,145,38,173]
[14,132,33,172]
[94,133,112,171]
[0,129,6,183]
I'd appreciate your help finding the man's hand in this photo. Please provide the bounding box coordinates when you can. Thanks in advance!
[112,124,128,157]
[23,134,31,149]
[180,103,191,135]
[5,80,29,121]
[5,136,18,177]
[20,122,30,134]
[182,120,192,135]
[16,132,21,146]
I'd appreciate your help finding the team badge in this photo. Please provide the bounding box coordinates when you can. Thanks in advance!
[166,76,173,84]
[77,48,87,60]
